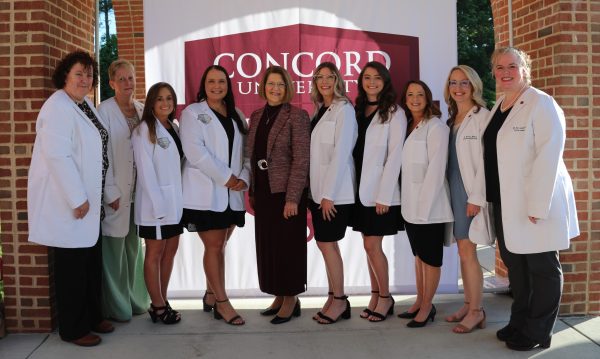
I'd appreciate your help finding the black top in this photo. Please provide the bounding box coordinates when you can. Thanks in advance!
[167,127,184,160]
[352,109,377,187]
[482,105,512,203]
[310,105,329,134]
[254,104,282,164]
[211,108,235,166]
[77,100,108,221]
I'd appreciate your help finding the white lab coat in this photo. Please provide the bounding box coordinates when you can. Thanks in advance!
[28,90,105,248]
[453,106,491,207]
[357,109,407,206]
[401,117,454,224]
[179,101,250,212]
[131,119,183,227]
[491,87,579,254]
[310,99,358,205]
[98,97,145,237]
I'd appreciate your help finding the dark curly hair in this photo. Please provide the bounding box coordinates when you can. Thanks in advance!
[52,50,98,89]
[355,61,397,123]
[196,65,247,134]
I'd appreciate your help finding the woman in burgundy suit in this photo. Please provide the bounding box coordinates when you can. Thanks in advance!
[246,66,310,324]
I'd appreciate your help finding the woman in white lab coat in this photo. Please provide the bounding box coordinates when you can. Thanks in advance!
[180,65,249,326]
[98,59,149,322]
[399,80,453,328]
[132,82,184,324]
[308,62,357,324]
[27,51,115,346]
[351,61,406,322]
[485,47,579,351]
[442,65,490,333]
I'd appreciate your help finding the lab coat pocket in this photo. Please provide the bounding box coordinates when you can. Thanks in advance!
[411,163,427,183]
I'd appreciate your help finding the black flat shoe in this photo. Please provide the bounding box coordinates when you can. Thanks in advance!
[406,304,436,328]
[506,331,551,351]
[397,309,419,319]
[202,291,214,312]
[496,324,519,342]
[271,299,301,324]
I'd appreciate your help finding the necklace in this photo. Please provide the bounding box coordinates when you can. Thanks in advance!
[500,85,528,112]
[367,100,378,106]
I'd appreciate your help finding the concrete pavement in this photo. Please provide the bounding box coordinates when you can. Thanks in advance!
[1,293,599,359]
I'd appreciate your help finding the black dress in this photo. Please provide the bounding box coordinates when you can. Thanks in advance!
[253,104,307,296]
[351,109,404,236]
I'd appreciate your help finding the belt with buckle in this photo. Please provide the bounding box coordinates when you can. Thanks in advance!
[257,159,269,170]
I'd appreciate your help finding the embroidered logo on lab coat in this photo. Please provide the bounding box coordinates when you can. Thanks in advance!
[512,126,526,132]
[198,113,212,124]
[463,135,478,140]
[157,137,171,149]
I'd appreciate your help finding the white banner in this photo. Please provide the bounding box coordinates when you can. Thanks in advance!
[144,0,459,297]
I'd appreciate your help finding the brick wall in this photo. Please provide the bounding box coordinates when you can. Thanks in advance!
[0,0,96,332]
[490,0,598,315]
[113,0,145,100]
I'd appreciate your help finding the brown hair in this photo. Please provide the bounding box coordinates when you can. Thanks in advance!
[137,82,177,144]
[258,66,295,104]
[400,80,441,122]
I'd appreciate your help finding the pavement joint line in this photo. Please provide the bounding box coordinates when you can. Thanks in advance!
[27,333,50,359]
[560,317,600,347]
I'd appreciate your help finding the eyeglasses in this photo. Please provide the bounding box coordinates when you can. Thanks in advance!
[314,74,336,83]
[266,82,286,88]
[448,80,471,88]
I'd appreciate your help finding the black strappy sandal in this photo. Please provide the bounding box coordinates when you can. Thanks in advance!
[360,291,379,319]
[368,295,395,322]
[148,303,181,324]
[214,299,245,326]
[317,295,351,324]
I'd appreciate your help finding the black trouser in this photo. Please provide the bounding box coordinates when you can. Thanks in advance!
[53,231,103,341]
[492,203,562,342]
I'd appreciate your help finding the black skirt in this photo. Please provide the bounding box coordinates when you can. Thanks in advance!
[404,221,445,267]
[309,201,352,242]
[182,207,245,232]
[351,200,404,236]
[137,223,183,240]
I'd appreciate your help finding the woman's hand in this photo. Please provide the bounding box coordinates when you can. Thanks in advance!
[74,200,90,219]
[320,198,336,221]
[375,203,389,215]
[109,198,120,211]
[466,203,480,217]
[283,201,298,219]
[230,179,248,191]
[225,175,238,189]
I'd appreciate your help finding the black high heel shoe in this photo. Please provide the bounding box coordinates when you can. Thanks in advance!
[148,303,181,324]
[318,295,351,324]
[368,295,395,322]
[506,331,551,351]
[397,308,419,319]
[406,304,436,328]
[260,302,282,316]
[214,299,244,325]
[271,299,301,324]
[202,291,214,312]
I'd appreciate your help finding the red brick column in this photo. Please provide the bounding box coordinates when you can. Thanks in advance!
[490,0,598,315]
[0,0,96,332]
[113,0,146,100]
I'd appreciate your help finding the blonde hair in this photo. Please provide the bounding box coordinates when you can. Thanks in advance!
[491,47,532,85]
[310,62,348,106]
[108,58,135,81]
[258,66,295,104]
[444,65,487,126]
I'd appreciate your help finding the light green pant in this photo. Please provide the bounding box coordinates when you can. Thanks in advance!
[102,207,149,321]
